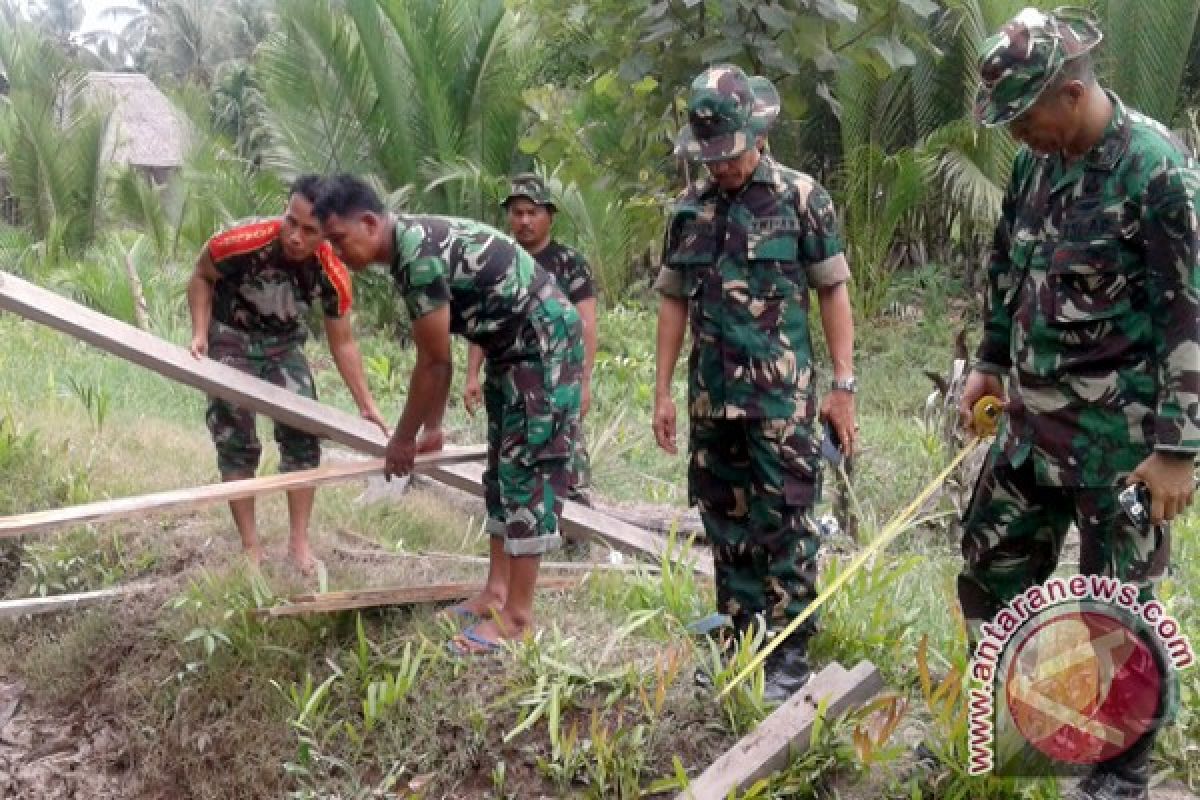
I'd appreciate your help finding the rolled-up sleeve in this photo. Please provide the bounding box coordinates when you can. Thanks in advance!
[799,185,850,288]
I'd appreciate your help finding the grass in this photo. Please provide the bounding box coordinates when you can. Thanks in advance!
[0,298,1198,798]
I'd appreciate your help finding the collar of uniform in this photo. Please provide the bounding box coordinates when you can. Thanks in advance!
[693,152,777,201]
[390,214,415,269]
[748,152,778,185]
[1082,90,1131,170]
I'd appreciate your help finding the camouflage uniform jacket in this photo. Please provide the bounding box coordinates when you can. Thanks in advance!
[976,93,1200,487]
[532,240,595,304]
[390,214,551,353]
[654,154,850,420]
[207,219,352,339]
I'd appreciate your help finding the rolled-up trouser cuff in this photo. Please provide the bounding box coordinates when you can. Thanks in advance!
[485,517,507,537]
[504,533,563,557]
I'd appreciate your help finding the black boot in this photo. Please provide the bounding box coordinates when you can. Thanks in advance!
[762,633,811,704]
[1064,732,1154,800]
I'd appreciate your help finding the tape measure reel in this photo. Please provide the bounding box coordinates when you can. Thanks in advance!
[973,395,1002,438]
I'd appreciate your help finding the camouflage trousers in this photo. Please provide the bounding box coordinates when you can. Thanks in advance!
[689,414,823,634]
[959,453,1169,643]
[482,288,584,557]
[205,321,320,478]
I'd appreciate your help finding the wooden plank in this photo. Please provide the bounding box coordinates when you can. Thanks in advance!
[590,500,706,540]
[0,582,157,619]
[677,660,884,800]
[258,575,581,618]
[0,447,485,539]
[330,545,661,574]
[0,270,391,456]
[426,462,715,577]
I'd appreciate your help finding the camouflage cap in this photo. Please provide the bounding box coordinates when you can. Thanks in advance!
[674,64,781,163]
[974,6,1103,128]
[502,173,556,211]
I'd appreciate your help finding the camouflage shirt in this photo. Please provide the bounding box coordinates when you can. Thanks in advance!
[390,214,547,351]
[977,93,1200,486]
[531,240,595,304]
[655,155,850,420]
[208,219,352,338]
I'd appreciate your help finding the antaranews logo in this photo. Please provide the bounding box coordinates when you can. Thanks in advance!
[966,575,1194,777]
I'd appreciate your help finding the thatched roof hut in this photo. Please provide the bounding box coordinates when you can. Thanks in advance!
[85,71,187,180]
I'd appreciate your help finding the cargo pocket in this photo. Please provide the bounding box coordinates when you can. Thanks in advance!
[521,389,573,465]
[766,416,821,509]
[527,306,583,413]
[783,454,820,508]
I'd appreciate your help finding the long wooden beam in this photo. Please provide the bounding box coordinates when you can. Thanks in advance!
[0,582,159,619]
[0,272,704,574]
[425,462,714,577]
[0,270,390,456]
[676,660,884,800]
[0,448,484,539]
[257,575,581,618]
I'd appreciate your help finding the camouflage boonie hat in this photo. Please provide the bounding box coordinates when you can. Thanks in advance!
[502,173,556,211]
[975,6,1103,128]
[674,64,781,163]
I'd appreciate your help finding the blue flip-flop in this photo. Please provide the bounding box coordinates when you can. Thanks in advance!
[446,625,503,656]
[438,605,480,624]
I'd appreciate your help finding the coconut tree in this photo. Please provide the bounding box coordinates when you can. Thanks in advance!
[0,17,113,259]
[104,0,236,88]
[255,0,527,218]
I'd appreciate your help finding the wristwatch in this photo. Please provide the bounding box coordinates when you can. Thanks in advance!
[831,377,858,394]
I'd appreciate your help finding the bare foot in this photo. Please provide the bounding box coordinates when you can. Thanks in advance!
[450,611,531,654]
[287,545,319,576]
[439,589,506,621]
[243,546,264,569]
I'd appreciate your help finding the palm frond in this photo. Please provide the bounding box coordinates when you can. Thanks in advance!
[919,119,1016,229]
[255,2,377,178]
[113,166,172,258]
[1100,0,1200,123]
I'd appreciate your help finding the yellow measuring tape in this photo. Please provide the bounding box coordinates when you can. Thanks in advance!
[718,396,1002,698]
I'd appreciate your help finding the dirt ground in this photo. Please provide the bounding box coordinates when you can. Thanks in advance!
[0,486,1197,800]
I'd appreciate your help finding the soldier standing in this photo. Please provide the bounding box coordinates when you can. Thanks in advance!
[314,175,583,655]
[464,174,597,505]
[958,9,1200,797]
[653,65,858,702]
[187,175,387,574]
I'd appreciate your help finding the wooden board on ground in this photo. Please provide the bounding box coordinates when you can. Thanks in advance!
[331,544,659,574]
[0,582,159,619]
[677,660,884,800]
[590,499,706,540]
[425,462,715,577]
[0,448,485,540]
[0,270,392,455]
[257,575,581,618]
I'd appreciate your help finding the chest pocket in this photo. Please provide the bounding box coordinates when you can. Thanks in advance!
[747,218,804,296]
[667,219,718,297]
[1046,239,1130,324]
